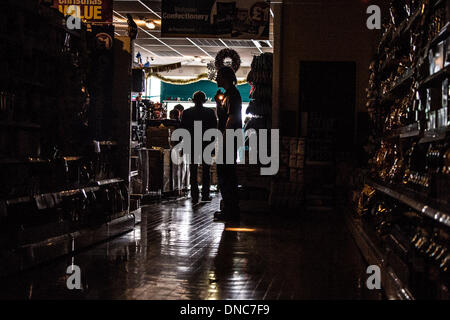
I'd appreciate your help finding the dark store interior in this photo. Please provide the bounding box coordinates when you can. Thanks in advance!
[0,0,449,301]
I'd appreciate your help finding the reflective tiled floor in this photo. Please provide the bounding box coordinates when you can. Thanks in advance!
[0,196,381,300]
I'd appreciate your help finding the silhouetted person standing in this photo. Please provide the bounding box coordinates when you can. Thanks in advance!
[214,66,242,221]
[174,104,184,118]
[181,91,217,204]
[169,109,181,122]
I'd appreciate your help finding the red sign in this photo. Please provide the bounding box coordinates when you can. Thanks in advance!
[53,0,113,24]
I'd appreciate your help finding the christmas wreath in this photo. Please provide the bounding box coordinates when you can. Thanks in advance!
[215,48,241,72]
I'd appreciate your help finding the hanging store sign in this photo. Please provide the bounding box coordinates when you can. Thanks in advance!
[53,0,113,24]
[161,0,270,39]
[143,62,183,74]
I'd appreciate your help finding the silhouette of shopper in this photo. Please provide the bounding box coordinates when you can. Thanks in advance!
[181,91,217,204]
[214,66,242,221]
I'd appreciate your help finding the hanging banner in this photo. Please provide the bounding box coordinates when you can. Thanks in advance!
[161,0,270,39]
[53,0,113,24]
[143,62,183,74]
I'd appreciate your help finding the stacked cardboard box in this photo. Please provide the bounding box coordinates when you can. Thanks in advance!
[146,126,171,149]
[270,136,305,208]
[147,149,164,191]
[278,137,305,183]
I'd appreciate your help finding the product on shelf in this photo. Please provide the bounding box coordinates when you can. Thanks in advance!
[146,125,171,149]
[356,0,450,299]
[0,0,132,274]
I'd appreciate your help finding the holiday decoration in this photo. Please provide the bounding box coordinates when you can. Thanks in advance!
[143,62,182,78]
[215,48,241,72]
[149,73,247,85]
[246,53,273,118]
[207,61,217,81]
[136,52,143,66]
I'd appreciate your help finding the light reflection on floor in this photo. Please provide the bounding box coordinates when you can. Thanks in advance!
[0,196,380,300]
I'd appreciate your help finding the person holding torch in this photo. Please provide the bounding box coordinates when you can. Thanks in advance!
[214,66,242,221]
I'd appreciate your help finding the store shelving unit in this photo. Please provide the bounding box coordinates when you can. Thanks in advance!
[0,1,134,275]
[351,0,450,299]
[345,211,415,300]
[366,178,450,228]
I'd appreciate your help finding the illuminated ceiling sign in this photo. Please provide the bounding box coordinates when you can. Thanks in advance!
[53,0,113,24]
[161,0,270,39]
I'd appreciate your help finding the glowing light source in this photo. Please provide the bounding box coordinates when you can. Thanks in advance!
[225,228,256,232]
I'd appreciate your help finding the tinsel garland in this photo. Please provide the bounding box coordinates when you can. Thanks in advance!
[150,72,247,85]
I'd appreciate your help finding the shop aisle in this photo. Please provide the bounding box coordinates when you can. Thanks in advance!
[0,197,381,300]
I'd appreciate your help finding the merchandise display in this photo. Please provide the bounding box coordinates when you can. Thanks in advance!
[0,0,134,275]
[355,0,450,299]
[269,136,305,208]
[4,0,441,303]
[246,52,273,130]
[129,93,188,200]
